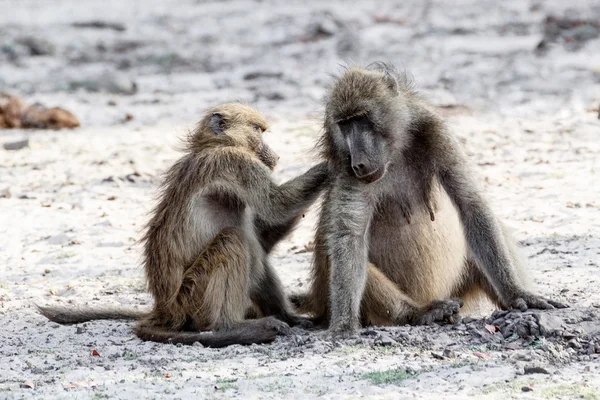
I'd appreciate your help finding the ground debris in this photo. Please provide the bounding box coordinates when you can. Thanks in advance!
[0,93,80,130]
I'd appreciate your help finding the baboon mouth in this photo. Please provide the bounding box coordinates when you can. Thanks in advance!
[355,166,385,184]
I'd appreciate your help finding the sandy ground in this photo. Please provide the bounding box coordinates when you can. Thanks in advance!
[1,0,600,399]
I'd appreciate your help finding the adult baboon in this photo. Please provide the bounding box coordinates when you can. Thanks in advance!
[292,64,566,336]
[38,103,329,347]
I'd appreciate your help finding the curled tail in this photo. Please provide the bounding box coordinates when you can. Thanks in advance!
[36,304,148,324]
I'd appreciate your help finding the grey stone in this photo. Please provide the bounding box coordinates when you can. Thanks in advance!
[0,184,10,199]
[3,138,29,151]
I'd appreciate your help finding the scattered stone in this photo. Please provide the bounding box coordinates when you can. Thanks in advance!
[537,14,600,53]
[0,184,10,199]
[521,386,533,392]
[69,71,137,95]
[431,352,445,360]
[20,381,35,389]
[72,21,126,32]
[243,71,283,81]
[524,366,551,375]
[3,138,29,150]
[443,349,456,358]
[374,333,397,346]
[16,36,55,56]
[304,12,343,41]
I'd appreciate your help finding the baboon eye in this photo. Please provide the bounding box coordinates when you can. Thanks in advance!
[254,125,263,133]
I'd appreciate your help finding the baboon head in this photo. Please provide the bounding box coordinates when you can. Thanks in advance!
[323,64,412,184]
[191,103,279,170]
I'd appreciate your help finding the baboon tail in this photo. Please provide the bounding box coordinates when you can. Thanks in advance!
[134,324,278,348]
[36,304,148,324]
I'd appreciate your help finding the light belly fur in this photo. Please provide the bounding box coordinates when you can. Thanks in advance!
[368,187,468,304]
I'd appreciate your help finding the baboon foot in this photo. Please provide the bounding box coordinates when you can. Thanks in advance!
[414,298,463,325]
[259,316,292,336]
[508,292,568,311]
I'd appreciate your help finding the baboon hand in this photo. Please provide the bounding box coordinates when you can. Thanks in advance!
[508,292,568,311]
[413,299,463,326]
[260,316,292,336]
[286,315,315,330]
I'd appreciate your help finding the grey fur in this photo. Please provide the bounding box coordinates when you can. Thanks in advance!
[294,64,566,336]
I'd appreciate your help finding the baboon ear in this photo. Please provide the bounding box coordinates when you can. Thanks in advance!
[383,71,399,96]
[209,113,227,135]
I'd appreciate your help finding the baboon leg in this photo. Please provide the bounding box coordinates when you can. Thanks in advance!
[135,227,289,346]
[250,260,314,328]
[177,226,250,330]
[362,264,461,326]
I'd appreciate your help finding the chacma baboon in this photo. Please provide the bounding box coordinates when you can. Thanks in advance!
[291,63,566,336]
[37,103,329,347]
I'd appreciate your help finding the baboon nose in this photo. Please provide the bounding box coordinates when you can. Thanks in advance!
[352,163,367,177]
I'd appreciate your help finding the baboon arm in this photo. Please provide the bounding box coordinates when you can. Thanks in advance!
[438,160,525,302]
[208,161,328,226]
[325,183,372,333]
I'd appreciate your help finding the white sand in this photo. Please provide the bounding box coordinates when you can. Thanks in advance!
[1,0,599,398]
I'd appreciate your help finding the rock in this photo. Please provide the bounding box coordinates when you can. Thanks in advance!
[1,94,80,130]
[69,71,137,95]
[243,71,283,81]
[374,333,397,346]
[72,21,126,32]
[536,312,564,336]
[521,386,533,392]
[336,31,361,59]
[524,366,551,375]
[305,12,343,41]
[3,138,29,150]
[16,36,55,56]
[20,381,35,389]
[443,349,456,358]
[0,184,10,198]
[22,104,80,129]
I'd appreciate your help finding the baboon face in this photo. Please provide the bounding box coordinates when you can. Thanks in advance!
[205,104,279,170]
[325,69,401,184]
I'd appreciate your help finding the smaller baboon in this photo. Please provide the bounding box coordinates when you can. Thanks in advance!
[38,103,329,347]
[292,63,566,336]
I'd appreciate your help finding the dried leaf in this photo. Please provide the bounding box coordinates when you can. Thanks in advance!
[165,374,172,379]
[473,352,492,359]
[484,324,499,334]
[92,349,101,356]
[64,381,97,389]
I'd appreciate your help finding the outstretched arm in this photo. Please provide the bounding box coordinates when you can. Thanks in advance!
[206,154,329,225]
[254,162,330,253]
